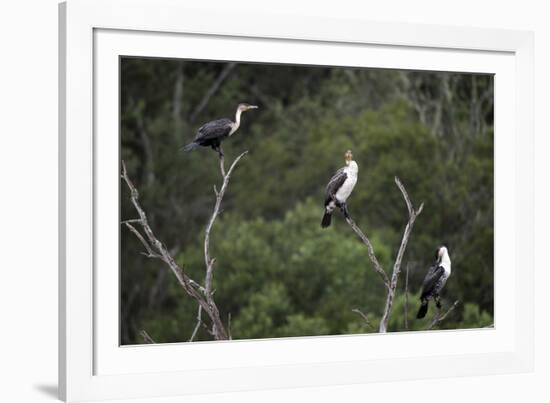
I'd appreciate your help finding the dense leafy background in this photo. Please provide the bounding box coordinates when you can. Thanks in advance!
[120,58,493,344]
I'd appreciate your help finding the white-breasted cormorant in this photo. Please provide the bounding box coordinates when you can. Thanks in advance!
[321,150,359,228]
[417,246,452,319]
[183,103,258,156]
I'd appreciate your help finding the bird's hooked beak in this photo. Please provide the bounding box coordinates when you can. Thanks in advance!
[246,105,259,110]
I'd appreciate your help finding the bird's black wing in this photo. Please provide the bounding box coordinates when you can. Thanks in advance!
[194,118,233,141]
[420,264,445,299]
[325,168,347,202]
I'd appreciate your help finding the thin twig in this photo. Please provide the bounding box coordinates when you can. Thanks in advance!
[426,300,460,330]
[345,217,390,289]
[122,218,143,224]
[351,308,373,329]
[139,329,156,344]
[123,222,160,258]
[189,305,203,342]
[219,153,226,177]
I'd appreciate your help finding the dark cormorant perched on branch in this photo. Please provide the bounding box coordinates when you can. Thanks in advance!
[417,246,452,319]
[182,103,258,156]
[321,150,359,228]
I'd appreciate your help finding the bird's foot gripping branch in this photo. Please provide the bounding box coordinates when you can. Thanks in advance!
[121,150,248,342]
[346,176,424,333]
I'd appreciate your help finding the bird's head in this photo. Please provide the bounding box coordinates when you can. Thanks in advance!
[344,149,353,165]
[344,150,358,174]
[237,103,259,113]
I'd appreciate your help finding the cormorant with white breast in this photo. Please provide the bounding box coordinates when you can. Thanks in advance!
[321,150,359,228]
[182,103,258,156]
[416,246,452,319]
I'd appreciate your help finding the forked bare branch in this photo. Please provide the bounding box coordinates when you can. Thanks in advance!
[346,176,423,333]
[121,160,233,340]
[202,150,248,335]
[379,177,424,333]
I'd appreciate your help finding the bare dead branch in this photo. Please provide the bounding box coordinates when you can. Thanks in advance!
[426,300,460,330]
[139,330,156,344]
[344,217,390,289]
[395,176,417,216]
[123,222,160,259]
[379,177,424,333]
[351,308,373,329]
[345,177,423,333]
[121,160,229,340]
[122,218,143,224]
[203,151,248,289]
[189,305,203,342]
[219,154,226,177]
[203,150,247,335]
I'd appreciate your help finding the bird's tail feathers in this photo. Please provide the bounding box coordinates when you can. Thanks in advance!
[182,142,199,152]
[416,300,429,319]
[321,212,332,228]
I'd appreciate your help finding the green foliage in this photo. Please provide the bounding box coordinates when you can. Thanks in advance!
[462,303,493,328]
[120,58,494,343]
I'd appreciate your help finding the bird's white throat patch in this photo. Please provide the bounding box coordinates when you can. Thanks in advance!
[229,109,243,136]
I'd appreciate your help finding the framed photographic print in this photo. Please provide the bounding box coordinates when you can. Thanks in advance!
[59,0,534,401]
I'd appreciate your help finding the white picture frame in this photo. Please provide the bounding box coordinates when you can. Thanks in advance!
[59,0,534,401]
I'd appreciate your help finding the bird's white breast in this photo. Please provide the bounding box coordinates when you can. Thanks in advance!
[335,166,358,202]
[441,254,452,276]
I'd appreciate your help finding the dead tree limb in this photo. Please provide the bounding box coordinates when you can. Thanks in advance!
[121,159,244,341]
[426,300,460,330]
[345,217,390,289]
[189,305,203,342]
[202,149,248,336]
[351,308,373,329]
[139,330,156,344]
[379,177,424,333]
[346,176,423,333]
